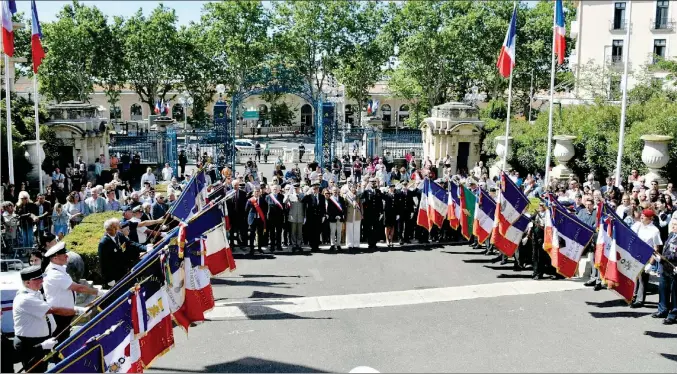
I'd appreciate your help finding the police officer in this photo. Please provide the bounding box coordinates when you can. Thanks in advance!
[362,178,384,250]
[302,182,325,251]
[43,242,104,343]
[13,266,84,372]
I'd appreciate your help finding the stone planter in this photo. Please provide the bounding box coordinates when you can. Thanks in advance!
[641,134,673,189]
[489,136,513,179]
[550,135,576,181]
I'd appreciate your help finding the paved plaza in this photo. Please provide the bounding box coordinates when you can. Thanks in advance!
[148,243,676,373]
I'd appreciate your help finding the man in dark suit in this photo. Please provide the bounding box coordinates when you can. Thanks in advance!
[326,186,345,251]
[362,178,384,250]
[151,194,169,219]
[97,218,147,288]
[245,188,268,256]
[265,184,286,252]
[230,179,249,247]
[302,182,325,251]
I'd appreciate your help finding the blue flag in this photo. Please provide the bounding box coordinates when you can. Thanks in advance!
[48,342,105,373]
[170,170,206,221]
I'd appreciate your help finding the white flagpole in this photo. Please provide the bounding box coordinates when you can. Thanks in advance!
[34,73,42,192]
[614,0,632,188]
[543,2,558,189]
[502,69,514,173]
[5,54,14,184]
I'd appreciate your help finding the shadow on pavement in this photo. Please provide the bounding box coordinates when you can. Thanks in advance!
[441,250,485,255]
[462,258,497,264]
[210,278,293,288]
[151,357,328,373]
[249,291,304,299]
[584,299,628,308]
[589,311,652,319]
[240,274,309,279]
[496,273,533,279]
[644,331,677,339]
[660,353,677,363]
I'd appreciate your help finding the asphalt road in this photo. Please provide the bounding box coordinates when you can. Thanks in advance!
[148,244,677,373]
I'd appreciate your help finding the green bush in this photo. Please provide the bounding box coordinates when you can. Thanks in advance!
[63,212,120,284]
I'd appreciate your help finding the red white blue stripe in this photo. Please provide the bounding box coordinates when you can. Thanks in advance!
[473,189,496,244]
[2,0,17,57]
[496,4,517,78]
[550,205,596,278]
[427,179,448,229]
[554,0,566,65]
[606,219,655,303]
[30,0,45,73]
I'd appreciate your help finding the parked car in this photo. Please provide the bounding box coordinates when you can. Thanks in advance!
[234,139,266,152]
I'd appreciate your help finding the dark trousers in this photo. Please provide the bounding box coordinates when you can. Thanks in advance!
[321,220,330,244]
[179,164,186,177]
[248,220,264,251]
[2,334,17,373]
[658,267,676,316]
[306,222,321,250]
[53,315,74,344]
[14,336,49,373]
[396,217,406,242]
[268,219,283,249]
[634,271,650,304]
[532,237,547,276]
[363,216,380,247]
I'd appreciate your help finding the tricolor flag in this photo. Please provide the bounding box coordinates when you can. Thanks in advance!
[30,0,45,73]
[492,214,530,257]
[134,281,174,368]
[496,171,529,235]
[427,179,448,229]
[447,180,461,229]
[48,341,106,373]
[606,219,655,303]
[154,100,161,115]
[550,205,596,278]
[416,179,432,231]
[496,3,517,78]
[164,100,171,116]
[372,100,379,113]
[200,223,236,275]
[554,0,566,65]
[473,189,496,245]
[2,0,16,57]
[459,185,476,240]
[367,100,373,115]
[170,170,207,222]
[594,215,614,280]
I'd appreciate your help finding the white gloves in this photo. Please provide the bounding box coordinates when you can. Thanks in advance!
[40,337,58,350]
[644,263,652,272]
[653,254,661,263]
[146,244,154,251]
[336,216,341,221]
[396,215,400,220]
[97,289,107,297]
[107,280,115,287]
[74,306,87,316]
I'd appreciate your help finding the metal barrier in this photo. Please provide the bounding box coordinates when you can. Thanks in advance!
[110,132,165,164]
[381,129,422,159]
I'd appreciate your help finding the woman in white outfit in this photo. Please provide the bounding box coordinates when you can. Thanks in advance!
[344,185,362,253]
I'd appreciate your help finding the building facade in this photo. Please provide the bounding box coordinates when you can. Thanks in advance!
[571,0,676,98]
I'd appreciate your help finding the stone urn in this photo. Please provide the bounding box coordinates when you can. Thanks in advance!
[489,136,513,180]
[640,134,673,189]
[20,140,50,190]
[550,135,576,181]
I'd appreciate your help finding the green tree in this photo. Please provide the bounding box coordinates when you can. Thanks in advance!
[121,4,183,112]
[38,1,110,102]
[96,16,126,121]
[177,22,217,124]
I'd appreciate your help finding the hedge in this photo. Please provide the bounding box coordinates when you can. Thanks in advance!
[63,212,120,285]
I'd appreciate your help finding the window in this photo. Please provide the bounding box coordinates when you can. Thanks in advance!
[381,104,391,124]
[653,39,666,63]
[656,1,669,28]
[611,40,624,63]
[130,104,143,120]
[613,2,626,30]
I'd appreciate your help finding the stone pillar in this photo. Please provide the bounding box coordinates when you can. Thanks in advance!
[81,137,89,164]
[640,135,673,189]
[155,118,174,166]
[20,140,50,189]
[550,135,576,181]
[489,136,513,180]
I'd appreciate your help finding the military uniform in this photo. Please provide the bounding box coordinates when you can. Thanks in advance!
[361,181,384,249]
[302,187,325,251]
[266,192,286,251]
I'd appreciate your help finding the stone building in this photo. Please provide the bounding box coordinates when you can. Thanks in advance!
[419,102,484,174]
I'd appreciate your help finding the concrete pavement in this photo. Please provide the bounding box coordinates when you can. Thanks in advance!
[148,244,677,373]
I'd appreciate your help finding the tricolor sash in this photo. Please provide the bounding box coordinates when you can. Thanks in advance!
[269,194,284,210]
[329,196,343,212]
[249,197,267,230]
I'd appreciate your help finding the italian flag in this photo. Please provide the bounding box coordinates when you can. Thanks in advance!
[459,186,476,240]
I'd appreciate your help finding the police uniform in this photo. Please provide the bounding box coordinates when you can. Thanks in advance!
[361,179,384,249]
[13,266,56,373]
[42,242,76,343]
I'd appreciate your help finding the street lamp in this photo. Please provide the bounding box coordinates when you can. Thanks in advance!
[178,92,193,148]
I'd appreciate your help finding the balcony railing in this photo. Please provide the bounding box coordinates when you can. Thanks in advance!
[606,55,625,66]
[609,19,627,31]
[651,18,675,31]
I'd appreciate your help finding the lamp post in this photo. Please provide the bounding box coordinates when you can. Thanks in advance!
[178,91,193,148]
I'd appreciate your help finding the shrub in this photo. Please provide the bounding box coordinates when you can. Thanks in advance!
[63,212,120,284]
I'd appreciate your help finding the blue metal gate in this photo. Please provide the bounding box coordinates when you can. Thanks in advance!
[380,129,422,159]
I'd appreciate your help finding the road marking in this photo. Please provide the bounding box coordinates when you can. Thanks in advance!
[205,280,586,319]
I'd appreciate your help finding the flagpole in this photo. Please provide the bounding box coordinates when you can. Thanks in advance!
[34,73,42,192]
[543,2,558,190]
[502,68,514,173]
[4,54,14,184]
[614,0,632,188]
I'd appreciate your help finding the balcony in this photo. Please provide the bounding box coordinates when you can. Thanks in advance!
[609,19,627,32]
[651,18,675,32]
[605,55,630,70]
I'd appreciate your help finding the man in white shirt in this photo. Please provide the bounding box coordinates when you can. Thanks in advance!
[140,167,157,187]
[85,188,106,214]
[13,266,84,372]
[43,242,103,343]
[162,163,173,182]
[630,209,663,308]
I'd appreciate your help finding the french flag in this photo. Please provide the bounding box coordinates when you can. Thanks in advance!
[606,219,655,303]
[416,179,432,231]
[367,100,372,115]
[200,223,236,275]
[496,172,529,236]
[427,179,448,229]
[133,282,174,369]
[30,0,45,73]
[496,4,517,78]
[154,100,161,114]
[594,215,614,280]
[164,100,171,116]
[473,189,496,245]
[447,180,461,229]
[2,0,16,57]
[554,0,566,65]
[550,205,596,278]
[492,213,530,257]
